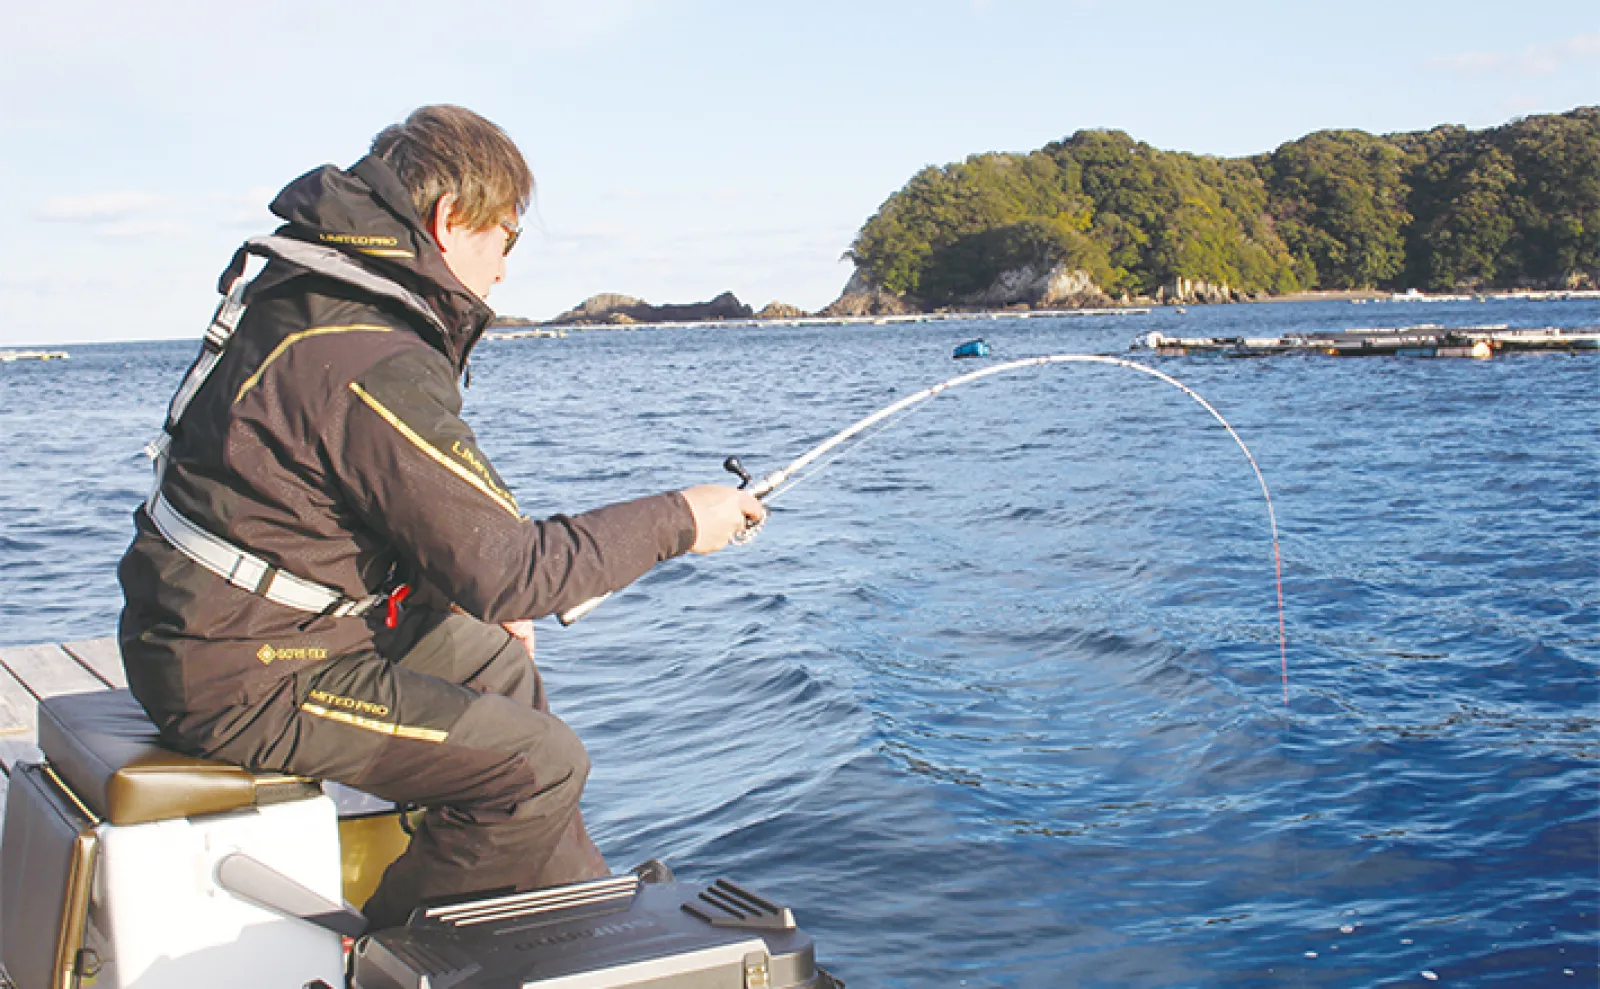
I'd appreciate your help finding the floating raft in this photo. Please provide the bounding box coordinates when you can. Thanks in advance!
[1364,288,1600,303]
[482,328,568,341]
[0,349,69,362]
[1134,325,1600,358]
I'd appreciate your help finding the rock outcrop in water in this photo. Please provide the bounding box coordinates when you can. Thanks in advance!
[1153,276,1241,305]
[548,291,754,325]
[754,301,810,319]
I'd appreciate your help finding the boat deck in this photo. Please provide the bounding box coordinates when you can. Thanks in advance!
[0,638,126,812]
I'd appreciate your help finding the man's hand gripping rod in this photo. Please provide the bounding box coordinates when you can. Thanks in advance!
[555,456,776,625]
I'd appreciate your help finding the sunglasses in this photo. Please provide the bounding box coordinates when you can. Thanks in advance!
[499,219,522,257]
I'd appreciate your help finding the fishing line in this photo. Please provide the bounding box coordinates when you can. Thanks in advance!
[563,354,1290,709]
[737,354,1289,706]
[761,403,922,504]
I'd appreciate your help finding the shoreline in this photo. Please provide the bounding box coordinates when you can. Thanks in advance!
[519,306,1153,335]
[495,288,1600,336]
[9,291,1599,351]
[1253,289,1384,303]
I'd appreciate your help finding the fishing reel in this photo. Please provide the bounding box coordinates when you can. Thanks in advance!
[723,456,764,544]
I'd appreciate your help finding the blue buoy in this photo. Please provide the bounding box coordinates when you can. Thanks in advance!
[953,338,990,359]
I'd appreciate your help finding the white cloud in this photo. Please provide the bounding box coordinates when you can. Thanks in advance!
[36,191,169,223]
[206,188,280,229]
[1426,33,1600,78]
[33,187,276,234]
[97,221,195,240]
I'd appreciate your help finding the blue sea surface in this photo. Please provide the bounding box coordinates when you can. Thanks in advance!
[2,299,1597,986]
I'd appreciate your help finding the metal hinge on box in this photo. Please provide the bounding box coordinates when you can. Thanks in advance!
[744,951,771,989]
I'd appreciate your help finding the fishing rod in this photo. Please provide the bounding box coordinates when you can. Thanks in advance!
[557,354,1289,705]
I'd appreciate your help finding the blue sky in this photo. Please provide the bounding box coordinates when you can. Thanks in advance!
[2,1,1596,346]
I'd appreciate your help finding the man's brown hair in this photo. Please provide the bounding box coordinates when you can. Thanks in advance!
[372,105,533,231]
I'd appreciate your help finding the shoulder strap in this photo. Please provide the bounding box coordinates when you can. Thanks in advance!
[136,239,423,619]
[145,235,449,471]
[143,271,252,469]
[245,235,451,340]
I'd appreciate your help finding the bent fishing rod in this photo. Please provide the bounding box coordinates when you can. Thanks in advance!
[557,354,1289,704]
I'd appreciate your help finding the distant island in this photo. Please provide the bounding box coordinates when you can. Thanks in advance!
[501,107,1597,326]
[492,292,807,329]
[837,106,1598,313]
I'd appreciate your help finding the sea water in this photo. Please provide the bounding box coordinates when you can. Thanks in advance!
[1,299,1596,987]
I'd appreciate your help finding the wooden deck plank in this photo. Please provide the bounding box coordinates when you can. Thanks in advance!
[0,643,108,701]
[0,661,41,774]
[0,661,31,738]
[0,644,107,776]
[0,735,42,774]
[0,642,117,856]
[61,637,127,689]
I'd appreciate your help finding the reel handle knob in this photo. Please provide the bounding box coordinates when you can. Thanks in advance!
[723,456,753,489]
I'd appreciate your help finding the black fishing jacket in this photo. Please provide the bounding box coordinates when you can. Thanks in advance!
[119,156,695,748]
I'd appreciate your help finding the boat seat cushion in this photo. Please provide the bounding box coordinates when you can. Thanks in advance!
[36,689,320,826]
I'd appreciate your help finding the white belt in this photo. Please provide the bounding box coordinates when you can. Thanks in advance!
[146,492,381,619]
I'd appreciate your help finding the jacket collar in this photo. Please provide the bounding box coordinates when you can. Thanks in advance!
[255,155,495,372]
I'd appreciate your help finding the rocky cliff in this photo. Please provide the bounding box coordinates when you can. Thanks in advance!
[819,268,917,317]
[822,262,1138,315]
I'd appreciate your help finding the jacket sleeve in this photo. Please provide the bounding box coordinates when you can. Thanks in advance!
[330,348,696,622]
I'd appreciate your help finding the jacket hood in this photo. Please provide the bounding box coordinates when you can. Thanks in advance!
[257,156,494,371]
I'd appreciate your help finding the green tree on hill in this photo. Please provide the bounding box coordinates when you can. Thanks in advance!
[1046,130,1298,296]
[1401,110,1600,289]
[1258,129,1411,289]
[1487,109,1599,287]
[849,152,1082,296]
[851,129,1301,306]
[1406,138,1517,289]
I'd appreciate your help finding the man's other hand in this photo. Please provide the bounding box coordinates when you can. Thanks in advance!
[680,485,767,554]
[501,619,535,659]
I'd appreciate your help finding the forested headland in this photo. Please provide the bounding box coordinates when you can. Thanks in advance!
[831,107,1599,313]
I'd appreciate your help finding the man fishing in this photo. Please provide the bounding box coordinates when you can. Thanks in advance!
[118,105,765,929]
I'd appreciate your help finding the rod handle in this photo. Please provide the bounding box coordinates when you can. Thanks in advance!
[556,591,611,626]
